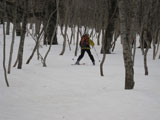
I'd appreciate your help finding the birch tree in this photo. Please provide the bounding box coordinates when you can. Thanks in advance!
[118,0,135,89]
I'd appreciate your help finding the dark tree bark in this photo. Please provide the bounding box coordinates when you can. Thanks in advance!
[8,24,16,73]
[2,0,9,87]
[6,19,10,35]
[43,0,59,67]
[101,22,114,54]
[8,0,17,74]
[3,21,9,87]
[17,0,28,69]
[141,28,152,49]
[0,19,3,24]
[142,27,151,75]
[101,0,117,54]
[44,0,57,45]
[16,22,21,36]
[35,20,41,35]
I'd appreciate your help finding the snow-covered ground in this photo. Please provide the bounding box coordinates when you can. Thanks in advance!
[0,25,160,120]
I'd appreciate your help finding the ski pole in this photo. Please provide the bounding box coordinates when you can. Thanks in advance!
[93,47,101,62]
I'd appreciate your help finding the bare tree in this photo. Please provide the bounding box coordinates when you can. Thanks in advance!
[43,0,58,45]
[17,0,29,69]
[43,0,59,67]
[2,21,9,87]
[100,0,118,54]
[2,0,9,87]
[8,0,17,74]
[26,27,44,64]
[119,0,135,89]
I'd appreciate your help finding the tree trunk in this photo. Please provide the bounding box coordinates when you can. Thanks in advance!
[43,0,59,67]
[0,19,3,24]
[3,22,10,87]
[100,30,106,76]
[69,27,75,45]
[44,1,57,45]
[2,7,9,87]
[101,23,114,54]
[144,48,149,75]
[26,28,44,64]
[100,0,117,54]
[6,19,10,35]
[17,0,28,69]
[8,1,17,73]
[143,28,150,75]
[97,30,101,46]
[8,24,16,73]
[35,20,41,35]
[59,25,68,55]
[74,27,80,56]
[16,22,21,36]
[119,0,135,89]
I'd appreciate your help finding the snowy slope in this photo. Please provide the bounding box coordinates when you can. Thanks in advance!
[0,26,160,120]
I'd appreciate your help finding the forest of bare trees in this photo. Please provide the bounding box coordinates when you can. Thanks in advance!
[0,0,160,89]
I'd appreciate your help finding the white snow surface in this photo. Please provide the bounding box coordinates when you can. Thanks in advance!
[0,26,160,120]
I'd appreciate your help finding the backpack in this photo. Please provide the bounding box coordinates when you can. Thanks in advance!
[80,34,89,48]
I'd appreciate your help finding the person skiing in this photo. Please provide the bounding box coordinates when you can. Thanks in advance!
[75,34,95,65]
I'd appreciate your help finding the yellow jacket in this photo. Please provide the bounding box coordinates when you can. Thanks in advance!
[89,39,95,47]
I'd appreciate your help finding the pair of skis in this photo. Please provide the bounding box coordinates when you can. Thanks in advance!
[71,63,86,65]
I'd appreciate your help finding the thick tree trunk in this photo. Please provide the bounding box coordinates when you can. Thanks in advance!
[101,23,114,54]
[101,0,117,54]
[119,0,135,89]
[17,0,28,69]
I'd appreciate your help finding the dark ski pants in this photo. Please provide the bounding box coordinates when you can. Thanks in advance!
[77,49,95,63]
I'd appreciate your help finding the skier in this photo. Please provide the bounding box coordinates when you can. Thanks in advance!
[75,34,95,65]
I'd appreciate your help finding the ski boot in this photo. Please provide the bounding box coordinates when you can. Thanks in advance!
[75,61,80,65]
